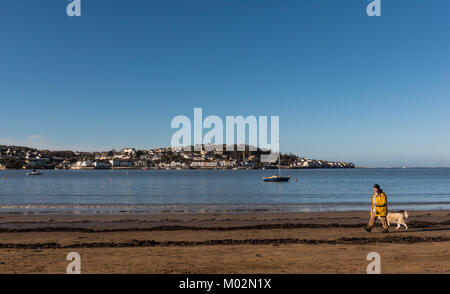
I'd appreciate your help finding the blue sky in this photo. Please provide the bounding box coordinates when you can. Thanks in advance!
[1,0,449,167]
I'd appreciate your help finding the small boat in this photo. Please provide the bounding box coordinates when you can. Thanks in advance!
[263,175,290,182]
[26,170,42,176]
[263,148,290,182]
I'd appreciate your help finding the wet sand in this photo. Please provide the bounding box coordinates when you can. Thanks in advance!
[0,210,449,273]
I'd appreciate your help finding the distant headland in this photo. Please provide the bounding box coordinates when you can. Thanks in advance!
[0,145,355,170]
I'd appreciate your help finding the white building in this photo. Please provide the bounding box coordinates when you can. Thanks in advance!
[75,160,93,167]
[121,148,136,156]
[190,161,218,168]
[218,160,235,168]
[169,161,187,169]
[71,160,94,169]
[109,159,134,168]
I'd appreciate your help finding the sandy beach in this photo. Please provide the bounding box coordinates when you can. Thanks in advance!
[0,210,449,274]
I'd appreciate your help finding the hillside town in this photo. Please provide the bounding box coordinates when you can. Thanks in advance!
[0,145,355,170]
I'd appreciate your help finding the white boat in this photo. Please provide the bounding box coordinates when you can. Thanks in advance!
[26,170,42,176]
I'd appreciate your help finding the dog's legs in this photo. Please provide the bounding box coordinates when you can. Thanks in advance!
[401,221,408,229]
[395,223,400,229]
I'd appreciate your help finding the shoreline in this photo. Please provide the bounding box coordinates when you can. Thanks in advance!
[0,210,449,273]
[3,167,450,171]
[1,202,450,215]
[2,166,355,171]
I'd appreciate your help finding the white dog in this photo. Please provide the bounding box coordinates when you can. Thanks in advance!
[380,211,409,229]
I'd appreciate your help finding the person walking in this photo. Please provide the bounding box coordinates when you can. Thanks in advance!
[365,184,389,233]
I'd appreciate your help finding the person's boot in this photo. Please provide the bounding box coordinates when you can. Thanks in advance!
[365,226,372,233]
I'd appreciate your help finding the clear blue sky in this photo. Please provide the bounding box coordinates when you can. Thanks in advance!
[1,0,449,167]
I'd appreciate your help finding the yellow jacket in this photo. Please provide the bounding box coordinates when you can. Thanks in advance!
[370,192,388,217]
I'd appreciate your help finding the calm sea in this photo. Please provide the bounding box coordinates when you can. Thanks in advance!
[0,168,449,214]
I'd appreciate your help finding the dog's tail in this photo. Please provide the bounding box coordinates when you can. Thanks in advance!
[403,211,409,219]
